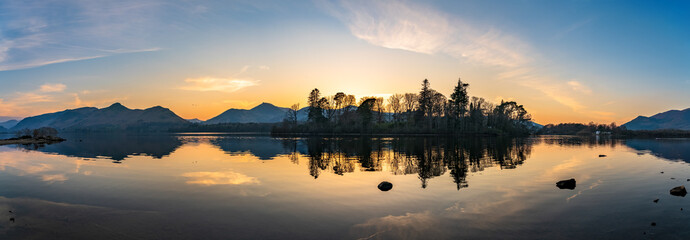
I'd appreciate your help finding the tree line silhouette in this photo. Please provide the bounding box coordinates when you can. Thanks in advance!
[273,78,534,135]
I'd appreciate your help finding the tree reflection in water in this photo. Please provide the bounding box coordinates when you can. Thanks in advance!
[280,137,534,189]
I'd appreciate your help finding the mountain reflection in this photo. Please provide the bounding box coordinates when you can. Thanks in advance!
[14,134,183,162]
[12,134,689,189]
[208,136,287,160]
[625,138,690,163]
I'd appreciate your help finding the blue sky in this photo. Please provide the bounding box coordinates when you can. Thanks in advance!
[0,0,688,124]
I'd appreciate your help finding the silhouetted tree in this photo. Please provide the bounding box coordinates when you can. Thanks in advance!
[307,88,325,123]
[286,103,300,125]
[417,79,433,125]
[274,77,534,136]
[388,94,403,123]
[358,98,377,130]
[449,78,469,128]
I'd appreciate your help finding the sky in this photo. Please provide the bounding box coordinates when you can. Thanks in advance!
[0,0,688,124]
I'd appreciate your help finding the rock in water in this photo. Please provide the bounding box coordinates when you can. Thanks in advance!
[599,155,607,157]
[378,181,393,191]
[556,179,576,190]
[670,186,687,197]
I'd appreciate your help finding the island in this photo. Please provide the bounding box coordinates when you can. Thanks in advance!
[0,127,65,146]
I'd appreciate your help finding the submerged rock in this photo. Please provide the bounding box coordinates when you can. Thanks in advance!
[556,179,576,190]
[653,199,659,203]
[670,186,687,197]
[378,181,393,191]
[598,155,607,157]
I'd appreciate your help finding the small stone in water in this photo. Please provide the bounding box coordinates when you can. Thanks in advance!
[556,178,576,190]
[378,181,393,191]
[670,186,688,197]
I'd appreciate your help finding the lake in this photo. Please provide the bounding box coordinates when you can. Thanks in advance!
[1,134,690,239]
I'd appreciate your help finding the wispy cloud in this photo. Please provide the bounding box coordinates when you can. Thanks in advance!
[71,91,128,108]
[40,83,66,93]
[323,0,531,67]
[567,81,592,95]
[0,0,164,71]
[553,17,596,40]
[15,92,54,103]
[180,77,259,93]
[323,0,613,122]
[0,83,77,116]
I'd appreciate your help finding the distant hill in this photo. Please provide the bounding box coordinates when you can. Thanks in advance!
[623,108,690,130]
[11,103,189,132]
[0,126,6,133]
[205,103,290,124]
[186,118,203,123]
[0,116,20,122]
[0,119,19,129]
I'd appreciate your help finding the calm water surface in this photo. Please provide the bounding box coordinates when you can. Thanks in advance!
[1,134,690,239]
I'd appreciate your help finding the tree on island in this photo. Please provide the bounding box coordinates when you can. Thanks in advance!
[274,77,535,136]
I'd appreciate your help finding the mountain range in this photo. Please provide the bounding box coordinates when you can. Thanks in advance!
[0,119,19,129]
[622,108,690,130]
[5,102,689,132]
[10,103,188,132]
[205,102,291,124]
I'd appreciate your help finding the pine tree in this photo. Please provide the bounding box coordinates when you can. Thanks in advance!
[449,78,469,119]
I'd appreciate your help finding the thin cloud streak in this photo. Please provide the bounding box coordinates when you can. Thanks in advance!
[180,77,260,93]
[40,83,67,93]
[0,0,164,71]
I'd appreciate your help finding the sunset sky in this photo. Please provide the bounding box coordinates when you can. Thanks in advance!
[0,0,688,124]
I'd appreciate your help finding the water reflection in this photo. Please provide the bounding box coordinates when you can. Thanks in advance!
[279,137,533,189]
[13,134,183,162]
[625,138,690,163]
[2,135,690,239]
[8,134,690,189]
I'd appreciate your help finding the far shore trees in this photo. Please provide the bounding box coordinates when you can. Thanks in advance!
[274,78,535,136]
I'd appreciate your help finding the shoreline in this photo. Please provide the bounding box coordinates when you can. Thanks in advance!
[0,137,66,146]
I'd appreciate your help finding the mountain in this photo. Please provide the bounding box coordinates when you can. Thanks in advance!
[11,103,189,132]
[0,126,6,133]
[622,108,690,130]
[0,119,19,129]
[186,118,203,123]
[0,116,19,122]
[205,103,290,124]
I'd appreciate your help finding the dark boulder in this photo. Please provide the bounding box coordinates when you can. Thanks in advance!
[378,181,393,191]
[670,186,687,197]
[598,155,607,157]
[556,178,576,190]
